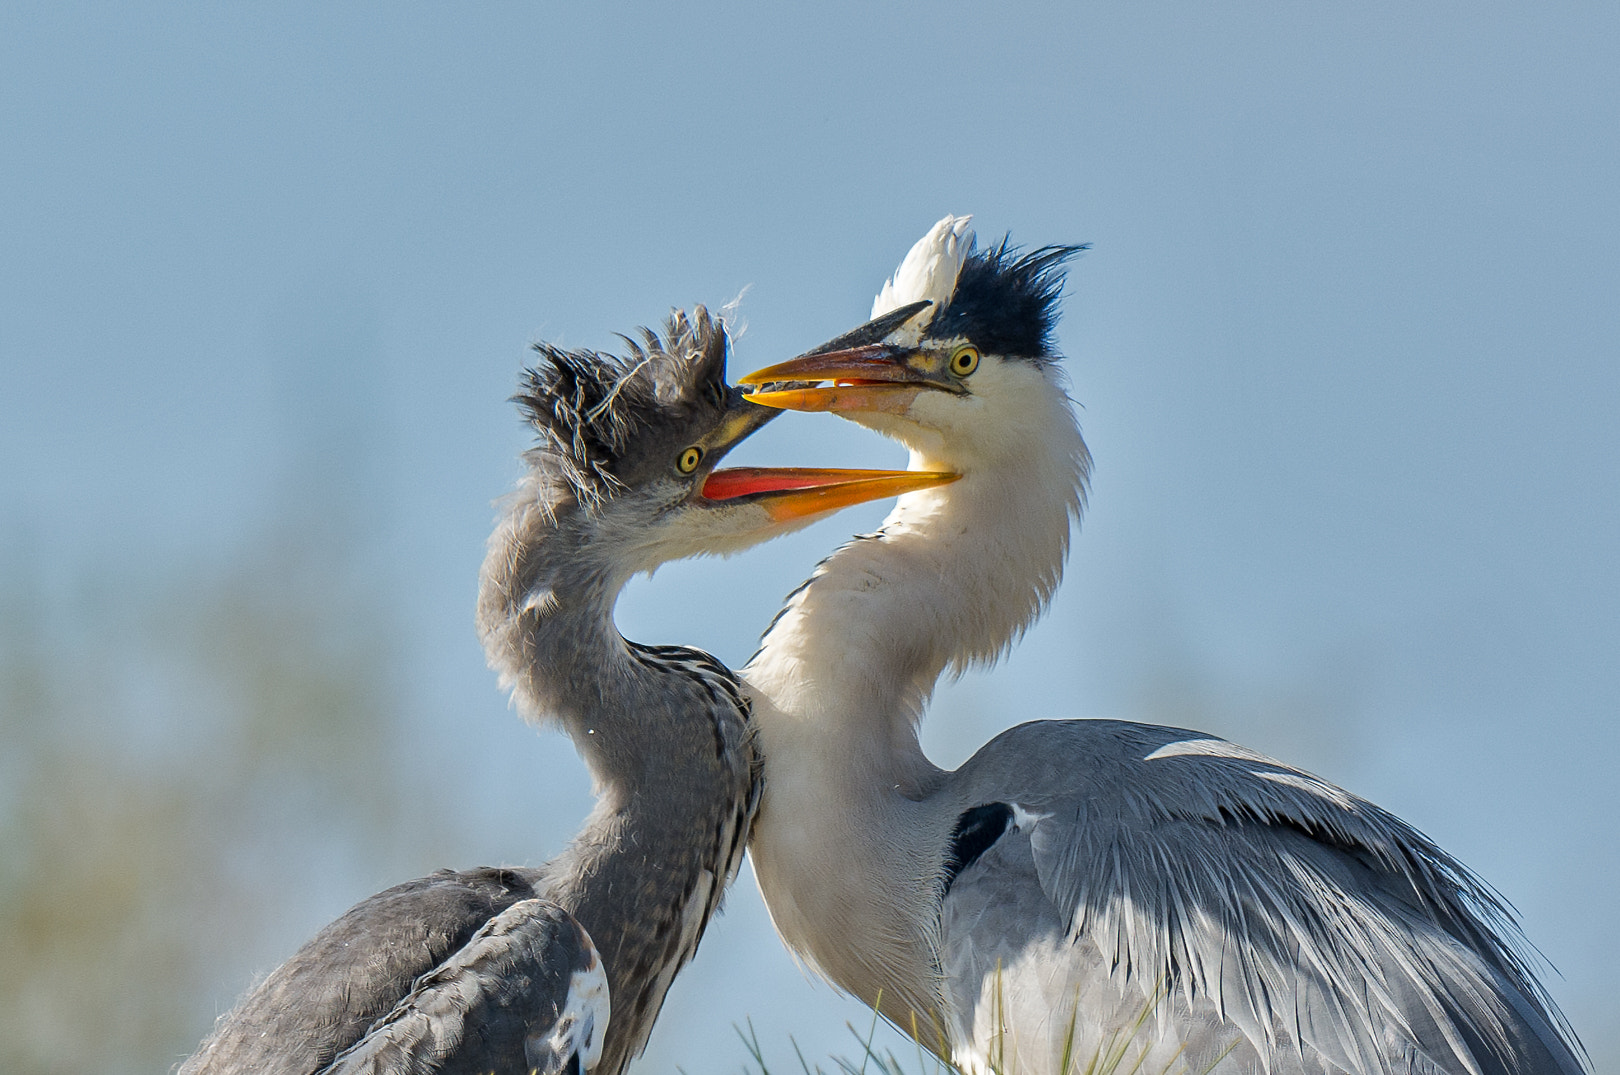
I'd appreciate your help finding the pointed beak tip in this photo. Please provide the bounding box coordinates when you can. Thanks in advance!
[759,468,958,521]
[741,387,838,413]
[701,466,959,522]
[737,362,812,387]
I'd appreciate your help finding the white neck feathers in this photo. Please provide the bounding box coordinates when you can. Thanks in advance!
[742,364,1087,1029]
[746,367,1087,781]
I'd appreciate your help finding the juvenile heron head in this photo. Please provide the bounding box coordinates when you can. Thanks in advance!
[511,306,955,577]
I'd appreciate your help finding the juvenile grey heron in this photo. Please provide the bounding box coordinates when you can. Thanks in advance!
[739,219,1585,1075]
[179,308,952,1075]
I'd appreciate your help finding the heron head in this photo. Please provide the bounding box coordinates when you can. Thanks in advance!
[514,307,955,574]
[739,217,1086,477]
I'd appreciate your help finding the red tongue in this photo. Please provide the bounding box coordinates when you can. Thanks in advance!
[702,468,840,501]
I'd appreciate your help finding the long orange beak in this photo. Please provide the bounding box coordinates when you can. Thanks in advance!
[701,466,957,522]
[737,345,945,415]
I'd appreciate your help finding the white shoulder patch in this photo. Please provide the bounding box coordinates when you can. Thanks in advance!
[1008,802,1051,831]
[872,215,975,325]
[1255,768,1357,810]
[537,929,610,1072]
[1144,737,1277,764]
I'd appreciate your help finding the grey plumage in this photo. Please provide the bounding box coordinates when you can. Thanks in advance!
[741,216,1587,1075]
[181,870,599,1075]
[183,309,766,1075]
[323,896,604,1075]
[940,720,1580,1074]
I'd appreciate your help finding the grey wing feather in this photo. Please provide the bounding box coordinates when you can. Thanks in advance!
[322,899,609,1075]
[180,867,540,1075]
[948,720,1585,1075]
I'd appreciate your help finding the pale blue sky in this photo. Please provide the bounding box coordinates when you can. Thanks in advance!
[4,3,1616,1069]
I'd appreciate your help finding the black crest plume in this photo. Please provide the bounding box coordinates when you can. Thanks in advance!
[928,239,1087,361]
[515,306,730,506]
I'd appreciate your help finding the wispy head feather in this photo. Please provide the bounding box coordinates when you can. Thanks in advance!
[872,214,976,321]
[515,307,730,507]
[928,238,1086,361]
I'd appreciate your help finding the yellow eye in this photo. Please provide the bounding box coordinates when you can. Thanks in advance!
[949,345,980,377]
[677,446,704,474]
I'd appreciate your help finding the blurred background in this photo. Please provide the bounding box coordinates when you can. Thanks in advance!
[3,4,1616,1072]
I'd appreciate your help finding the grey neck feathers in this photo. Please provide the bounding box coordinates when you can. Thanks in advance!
[478,470,744,801]
[479,473,634,768]
[476,473,755,1070]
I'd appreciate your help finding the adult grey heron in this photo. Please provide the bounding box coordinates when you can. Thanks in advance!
[179,308,952,1075]
[738,218,1585,1075]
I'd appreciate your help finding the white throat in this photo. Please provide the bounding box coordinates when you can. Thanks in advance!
[743,366,1088,1032]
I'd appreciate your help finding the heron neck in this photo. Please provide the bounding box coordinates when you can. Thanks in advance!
[478,485,754,1073]
[477,485,696,794]
[746,402,1086,792]
[742,398,1085,1034]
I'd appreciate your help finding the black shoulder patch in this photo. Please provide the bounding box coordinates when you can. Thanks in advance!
[943,802,1014,895]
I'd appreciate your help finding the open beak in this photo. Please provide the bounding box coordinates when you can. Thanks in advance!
[694,382,956,522]
[736,344,948,415]
[700,466,956,522]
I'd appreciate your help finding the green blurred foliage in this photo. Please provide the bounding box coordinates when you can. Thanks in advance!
[0,534,437,1074]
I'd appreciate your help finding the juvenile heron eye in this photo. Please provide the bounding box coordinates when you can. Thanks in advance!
[949,346,980,377]
[677,446,704,474]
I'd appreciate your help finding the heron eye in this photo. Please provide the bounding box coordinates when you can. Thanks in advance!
[949,346,980,377]
[677,446,704,474]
